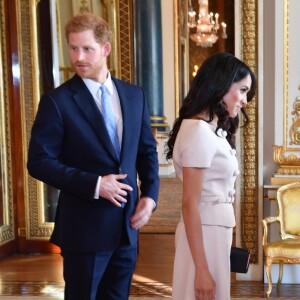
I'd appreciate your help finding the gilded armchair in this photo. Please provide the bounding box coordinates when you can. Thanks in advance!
[262,182,300,298]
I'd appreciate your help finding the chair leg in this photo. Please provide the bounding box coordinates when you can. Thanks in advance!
[265,258,273,298]
[277,261,283,289]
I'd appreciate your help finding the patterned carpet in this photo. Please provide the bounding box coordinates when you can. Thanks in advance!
[0,281,300,299]
[0,281,63,298]
[0,281,172,299]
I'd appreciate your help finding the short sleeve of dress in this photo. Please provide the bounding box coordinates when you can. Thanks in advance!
[178,120,217,168]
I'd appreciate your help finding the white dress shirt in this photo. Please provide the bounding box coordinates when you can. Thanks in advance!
[82,74,123,199]
[82,73,123,145]
[82,75,156,210]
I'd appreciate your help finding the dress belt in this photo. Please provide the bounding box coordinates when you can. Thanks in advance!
[200,196,234,204]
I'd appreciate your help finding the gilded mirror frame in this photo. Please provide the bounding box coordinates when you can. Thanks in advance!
[18,0,258,250]
[17,0,133,240]
[238,0,258,264]
[174,0,259,263]
[0,0,15,245]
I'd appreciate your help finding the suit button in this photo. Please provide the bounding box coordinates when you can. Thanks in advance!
[119,167,122,174]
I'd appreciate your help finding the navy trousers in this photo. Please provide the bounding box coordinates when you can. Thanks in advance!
[62,235,137,300]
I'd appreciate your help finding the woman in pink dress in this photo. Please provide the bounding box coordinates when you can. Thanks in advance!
[166,52,256,300]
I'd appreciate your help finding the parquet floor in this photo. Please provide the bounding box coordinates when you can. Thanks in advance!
[0,233,300,299]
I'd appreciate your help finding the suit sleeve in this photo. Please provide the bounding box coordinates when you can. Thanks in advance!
[136,89,160,203]
[27,94,99,200]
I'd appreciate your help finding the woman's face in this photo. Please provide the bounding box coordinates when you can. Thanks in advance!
[222,74,252,118]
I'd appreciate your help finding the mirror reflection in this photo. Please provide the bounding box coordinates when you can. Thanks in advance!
[55,0,118,85]
[35,0,119,222]
[0,144,4,227]
[175,0,234,114]
[0,8,14,244]
[187,0,234,82]
[32,0,234,224]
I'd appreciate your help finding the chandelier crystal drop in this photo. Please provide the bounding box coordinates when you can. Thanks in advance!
[188,0,227,48]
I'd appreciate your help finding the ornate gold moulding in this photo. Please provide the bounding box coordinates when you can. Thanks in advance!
[272,145,300,184]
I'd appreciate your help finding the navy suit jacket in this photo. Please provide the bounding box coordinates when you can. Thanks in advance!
[27,74,159,252]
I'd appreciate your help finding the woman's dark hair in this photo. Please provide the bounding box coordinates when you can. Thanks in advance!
[166,52,256,160]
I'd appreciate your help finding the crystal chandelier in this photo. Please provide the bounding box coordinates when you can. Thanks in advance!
[188,0,227,47]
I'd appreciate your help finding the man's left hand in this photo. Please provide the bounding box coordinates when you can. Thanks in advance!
[130,197,155,229]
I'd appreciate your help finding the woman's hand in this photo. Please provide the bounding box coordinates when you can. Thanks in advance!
[194,267,216,300]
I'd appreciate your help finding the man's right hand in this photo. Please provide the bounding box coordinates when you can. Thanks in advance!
[99,174,133,207]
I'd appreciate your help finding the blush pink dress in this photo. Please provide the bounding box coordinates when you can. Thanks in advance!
[171,119,239,300]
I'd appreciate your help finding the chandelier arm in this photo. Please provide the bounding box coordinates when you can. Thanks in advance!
[188,0,227,47]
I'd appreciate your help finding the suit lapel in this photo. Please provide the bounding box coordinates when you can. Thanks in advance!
[70,75,118,161]
[113,78,136,163]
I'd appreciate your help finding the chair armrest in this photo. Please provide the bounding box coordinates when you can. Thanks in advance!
[262,216,279,247]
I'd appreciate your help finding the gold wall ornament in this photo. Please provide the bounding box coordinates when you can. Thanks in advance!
[118,0,133,83]
[273,145,300,176]
[239,0,259,263]
[79,0,91,13]
[272,0,300,183]
[289,93,300,145]
[0,0,15,246]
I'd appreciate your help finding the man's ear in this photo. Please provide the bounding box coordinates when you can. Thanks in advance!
[103,42,111,57]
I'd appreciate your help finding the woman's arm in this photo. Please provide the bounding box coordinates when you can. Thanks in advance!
[182,167,216,300]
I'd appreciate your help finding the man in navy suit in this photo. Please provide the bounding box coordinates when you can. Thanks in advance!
[27,13,159,300]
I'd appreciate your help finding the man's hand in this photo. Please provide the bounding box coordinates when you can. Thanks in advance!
[130,197,155,229]
[99,174,133,207]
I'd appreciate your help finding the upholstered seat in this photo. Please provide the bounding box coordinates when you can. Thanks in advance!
[262,182,300,298]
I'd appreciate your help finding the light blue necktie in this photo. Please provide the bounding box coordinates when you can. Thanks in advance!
[100,85,120,159]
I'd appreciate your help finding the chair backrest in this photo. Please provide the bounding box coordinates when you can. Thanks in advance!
[277,182,300,239]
